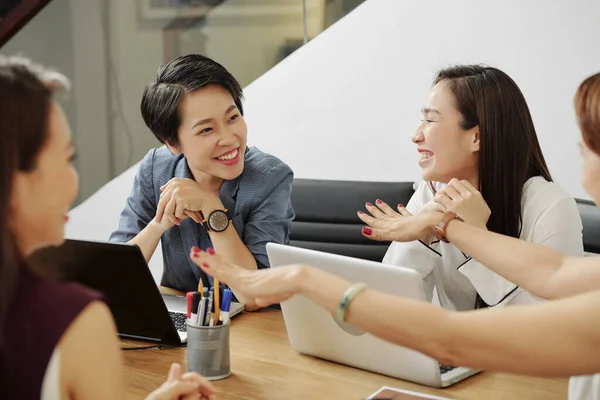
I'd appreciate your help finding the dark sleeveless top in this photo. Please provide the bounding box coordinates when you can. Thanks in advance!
[2,267,102,399]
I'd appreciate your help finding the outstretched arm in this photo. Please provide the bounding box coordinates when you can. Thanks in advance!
[445,218,600,299]
[191,250,600,377]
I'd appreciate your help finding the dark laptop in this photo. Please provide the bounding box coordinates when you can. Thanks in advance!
[29,239,243,345]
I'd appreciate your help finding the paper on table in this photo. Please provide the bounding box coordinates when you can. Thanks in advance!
[366,386,453,400]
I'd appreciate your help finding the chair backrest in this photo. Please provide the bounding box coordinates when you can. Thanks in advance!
[575,198,600,255]
[290,179,416,262]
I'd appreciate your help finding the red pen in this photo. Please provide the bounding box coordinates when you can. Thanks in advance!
[186,291,194,323]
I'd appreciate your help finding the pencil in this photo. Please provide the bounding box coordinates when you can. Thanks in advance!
[198,277,204,297]
[214,278,220,324]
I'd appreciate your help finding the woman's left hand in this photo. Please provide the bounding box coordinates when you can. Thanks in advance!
[189,248,302,307]
[357,200,440,243]
[433,178,491,229]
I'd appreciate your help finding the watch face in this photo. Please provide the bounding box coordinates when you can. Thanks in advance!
[208,210,229,232]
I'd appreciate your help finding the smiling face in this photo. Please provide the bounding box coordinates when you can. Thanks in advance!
[10,101,79,254]
[167,84,248,188]
[412,81,480,184]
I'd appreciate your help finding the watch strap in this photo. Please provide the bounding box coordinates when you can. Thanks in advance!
[431,211,457,243]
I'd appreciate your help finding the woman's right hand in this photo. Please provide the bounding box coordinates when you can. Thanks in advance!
[189,248,302,307]
[357,200,441,243]
[146,363,216,400]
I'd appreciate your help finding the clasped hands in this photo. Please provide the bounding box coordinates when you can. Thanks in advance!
[146,362,216,400]
[151,178,223,232]
[358,179,491,243]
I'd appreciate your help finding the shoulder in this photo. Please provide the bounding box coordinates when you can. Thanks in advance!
[59,301,123,399]
[21,270,103,322]
[9,268,104,356]
[243,146,293,178]
[520,176,581,226]
[521,176,577,211]
[239,147,294,194]
[139,146,183,171]
[135,147,183,191]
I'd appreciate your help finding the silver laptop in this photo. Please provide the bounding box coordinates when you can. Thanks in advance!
[266,243,480,387]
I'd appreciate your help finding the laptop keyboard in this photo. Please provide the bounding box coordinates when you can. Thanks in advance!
[169,311,187,332]
[439,364,457,374]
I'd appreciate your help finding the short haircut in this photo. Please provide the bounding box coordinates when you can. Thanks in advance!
[140,54,244,147]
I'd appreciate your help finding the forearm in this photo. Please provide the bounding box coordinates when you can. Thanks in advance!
[129,223,163,263]
[209,227,259,310]
[445,218,565,299]
[296,267,457,365]
[296,267,600,376]
[209,227,257,271]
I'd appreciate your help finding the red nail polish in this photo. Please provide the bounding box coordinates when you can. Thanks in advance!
[366,202,373,207]
[398,204,404,208]
[192,246,201,253]
[202,263,210,268]
[362,227,373,235]
[207,247,215,255]
[192,252,200,258]
[376,199,383,205]
[358,211,365,215]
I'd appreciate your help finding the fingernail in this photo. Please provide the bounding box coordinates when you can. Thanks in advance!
[362,227,372,235]
[366,202,373,207]
[398,204,403,208]
[376,199,383,205]
[202,262,210,268]
[357,211,365,215]
[192,253,200,258]
[207,247,215,255]
[191,246,200,253]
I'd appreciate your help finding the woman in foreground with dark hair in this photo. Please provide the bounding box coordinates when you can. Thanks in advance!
[0,56,215,399]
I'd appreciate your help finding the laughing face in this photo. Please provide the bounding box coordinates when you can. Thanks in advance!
[411,81,480,184]
[167,84,247,187]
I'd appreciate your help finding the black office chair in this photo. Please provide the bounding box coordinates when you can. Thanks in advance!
[289,179,416,262]
[575,198,600,254]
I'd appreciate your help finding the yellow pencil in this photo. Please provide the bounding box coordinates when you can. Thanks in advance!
[198,278,204,297]
[214,278,220,324]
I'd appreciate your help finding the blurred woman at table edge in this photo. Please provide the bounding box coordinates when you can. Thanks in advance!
[0,55,215,399]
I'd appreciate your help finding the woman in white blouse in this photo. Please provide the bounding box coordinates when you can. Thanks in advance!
[361,64,583,310]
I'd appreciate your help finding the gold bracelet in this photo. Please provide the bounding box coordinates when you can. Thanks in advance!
[335,282,367,322]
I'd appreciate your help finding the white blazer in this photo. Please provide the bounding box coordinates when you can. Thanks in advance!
[383,177,584,310]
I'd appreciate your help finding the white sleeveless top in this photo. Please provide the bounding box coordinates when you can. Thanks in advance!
[569,374,600,400]
[41,348,61,400]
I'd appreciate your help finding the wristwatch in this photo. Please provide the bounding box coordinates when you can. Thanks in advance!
[202,209,232,233]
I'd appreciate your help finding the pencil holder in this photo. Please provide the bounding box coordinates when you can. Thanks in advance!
[186,322,231,380]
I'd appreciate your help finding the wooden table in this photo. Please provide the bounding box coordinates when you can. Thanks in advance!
[123,309,568,400]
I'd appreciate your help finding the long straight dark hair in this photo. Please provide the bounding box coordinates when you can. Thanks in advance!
[432,65,552,238]
[0,56,68,389]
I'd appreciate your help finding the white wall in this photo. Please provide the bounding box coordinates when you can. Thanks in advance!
[3,0,111,203]
[243,0,600,200]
